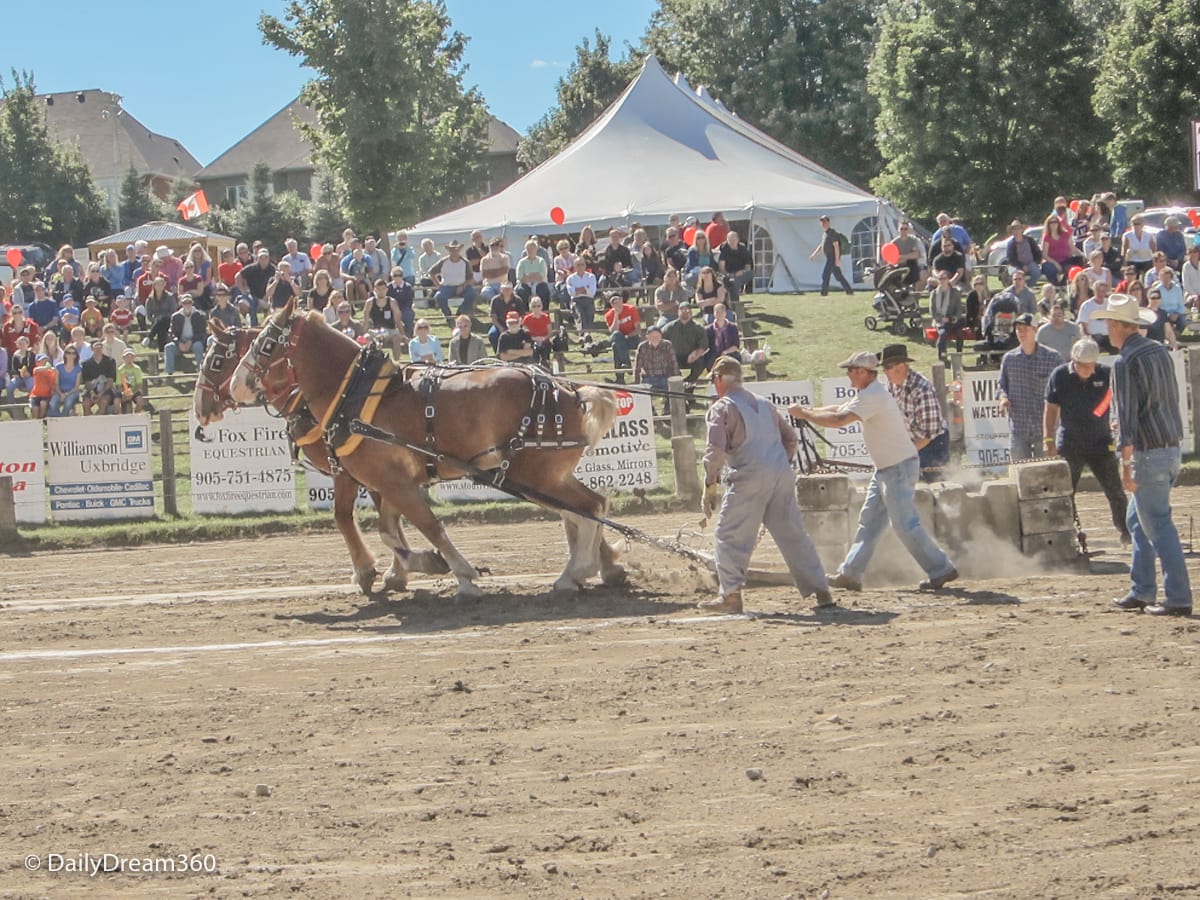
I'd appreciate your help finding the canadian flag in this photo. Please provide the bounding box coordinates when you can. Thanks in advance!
[177,189,210,220]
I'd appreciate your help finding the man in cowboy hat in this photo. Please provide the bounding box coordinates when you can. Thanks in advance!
[880,344,949,482]
[699,356,831,614]
[433,240,477,323]
[790,351,957,592]
[1095,294,1192,617]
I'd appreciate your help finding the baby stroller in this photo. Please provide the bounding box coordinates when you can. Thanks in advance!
[864,264,923,337]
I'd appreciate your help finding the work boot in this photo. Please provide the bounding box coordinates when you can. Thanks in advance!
[918,567,959,591]
[697,591,743,614]
[827,571,862,592]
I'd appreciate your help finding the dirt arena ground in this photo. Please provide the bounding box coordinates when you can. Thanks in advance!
[2,487,1199,899]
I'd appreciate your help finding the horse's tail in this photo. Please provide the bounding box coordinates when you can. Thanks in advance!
[577,386,616,448]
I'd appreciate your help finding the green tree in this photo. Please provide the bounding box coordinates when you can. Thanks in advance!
[0,71,111,245]
[237,162,284,250]
[1094,0,1200,201]
[118,165,164,229]
[309,171,351,244]
[645,0,880,187]
[260,0,490,236]
[869,0,1101,234]
[518,32,639,172]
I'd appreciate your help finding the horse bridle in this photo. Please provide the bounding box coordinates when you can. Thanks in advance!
[197,327,250,415]
[242,314,303,411]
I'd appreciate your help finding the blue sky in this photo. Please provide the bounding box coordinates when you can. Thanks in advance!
[5,0,656,166]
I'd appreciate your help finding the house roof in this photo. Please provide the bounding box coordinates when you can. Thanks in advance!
[194,100,319,181]
[87,221,232,247]
[196,98,522,179]
[36,90,201,183]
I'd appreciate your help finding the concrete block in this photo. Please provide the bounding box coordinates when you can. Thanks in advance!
[795,474,851,510]
[1021,530,1080,563]
[803,510,850,545]
[1015,459,1073,500]
[1019,497,1077,536]
[930,483,971,547]
[913,485,936,534]
[981,480,1020,540]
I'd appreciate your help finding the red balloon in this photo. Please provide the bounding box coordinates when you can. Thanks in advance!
[549,206,565,226]
[5,247,22,268]
[683,225,697,246]
[1067,266,1084,282]
[1069,199,1080,213]
[880,241,900,266]
[1189,208,1200,227]
[309,242,323,261]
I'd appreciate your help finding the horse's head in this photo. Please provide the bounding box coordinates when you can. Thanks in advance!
[230,297,302,408]
[193,320,261,425]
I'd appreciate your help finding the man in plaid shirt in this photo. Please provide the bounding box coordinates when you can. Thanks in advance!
[998,313,1063,462]
[881,344,949,482]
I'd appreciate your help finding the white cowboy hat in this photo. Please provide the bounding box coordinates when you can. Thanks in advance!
[1089,293,1157,326]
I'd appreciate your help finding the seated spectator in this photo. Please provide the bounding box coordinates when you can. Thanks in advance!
[1182,245,1200,311]
[177,259,209,311]
[929,212,974,260]
[10,266,37,310]
[28,353,55,418]
[363,278,405,357]
[1141,252,1172,292]
[633,325,679,411]
[1005,220,1049,285]
[50,344,82,416]
[340,247,373,307]
[1040,214,1078,285]
[693,266,727,318]
[387,267,415,338]
[80,339,117,415]
[1158,216,1188,270]
[893,220,927,287]
[928,270,963,357]
[1076,282,1114,353]
[307,269,336,316]
[54,265,85,310]
[108,296,135,338]
[662,302,709,383]
[996,269,1037,317]
[930,235,967,287]
[66,327,92,363]
[964,274,989,335]
[654,268,688,326]
[604,293,640,377]
[684,232,717,290]
[717,231,752,301]
[447,315,487,365]
[154,245,183,288]
[330,299,364,340]
[552,239,577,305]
[638,239,666,288]
[705,303,740,368]
[597,229,634,290]
[390,231,416,284]
[2,304,39,357]
[1144,286,1179,349]
[415,238,441,294]
[432,241,477,322]
[7,335,34,403]
[138,275,175,331]
[660,226,688,272]
[497,311,534,362]
[488,282,527,352]
[1082,250,1113,290]
[576,225,598,261]
[479,238,511,301]
[409,319,442,363]
[281,238,313,285]
[209,285,242,329]
[1152,266,1187,334]
[1122,214,1155,275]
[40,331,64,365]
[1036,303,1080,359]
[522,297,553,366]
[565,256,597,335]
[217,248,244,295]
[164,295,209,374]
[115,347,148,412]
[313,243,341,291]
[27,282,60,332]
[1081,223,1105,259]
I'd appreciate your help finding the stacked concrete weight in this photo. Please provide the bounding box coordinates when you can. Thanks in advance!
[1015,460,1080,562]
[795,474,851,572]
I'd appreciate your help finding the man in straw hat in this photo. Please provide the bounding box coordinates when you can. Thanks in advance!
[698,356,832,614]
[1094,294,1192,616]
[790,351,958,592]
[1042,337,1130,545]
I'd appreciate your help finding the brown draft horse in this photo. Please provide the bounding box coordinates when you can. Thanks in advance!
[193,320,449,594]
[229,299,625,599]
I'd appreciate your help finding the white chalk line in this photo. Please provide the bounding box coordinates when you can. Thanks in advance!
[0,613,742,664]
[0,572,566,614]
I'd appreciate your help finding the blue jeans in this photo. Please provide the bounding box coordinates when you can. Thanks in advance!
[49,389,80,416]
[1127,446,1192,607]
[1008,263,1049,286]
[572,296,595,333]
[434,284,477,317]
[840,456,954,580]
[918,430,950,482]
[7,375,33,402]
[611,331,632,369]
[165,337,208,374]
[821,257,853,294]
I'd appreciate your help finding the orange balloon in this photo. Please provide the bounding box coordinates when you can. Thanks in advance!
[550,206,565,226]
[5,247,22,268]
[309,243,322,261]
[880,242,900,266]
[1069,199,1080,213]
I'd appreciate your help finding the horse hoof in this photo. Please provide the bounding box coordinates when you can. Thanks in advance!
[354,567,379,595]
[601,566,627,587]
[382,566,407,594]
[551,578,581,599]
[455,582,484,602]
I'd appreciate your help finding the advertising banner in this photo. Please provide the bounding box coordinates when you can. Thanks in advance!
[0,419,47,524]
[306,469,373,512]
[960,371,1011,472]
[45,414,154,521]
[189,407,296,514]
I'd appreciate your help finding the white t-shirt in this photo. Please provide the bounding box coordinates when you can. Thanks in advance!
[839,378,917,470]
[1076,298,1108,337]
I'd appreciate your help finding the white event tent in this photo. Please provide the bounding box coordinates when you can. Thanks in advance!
[409,56,900,292]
